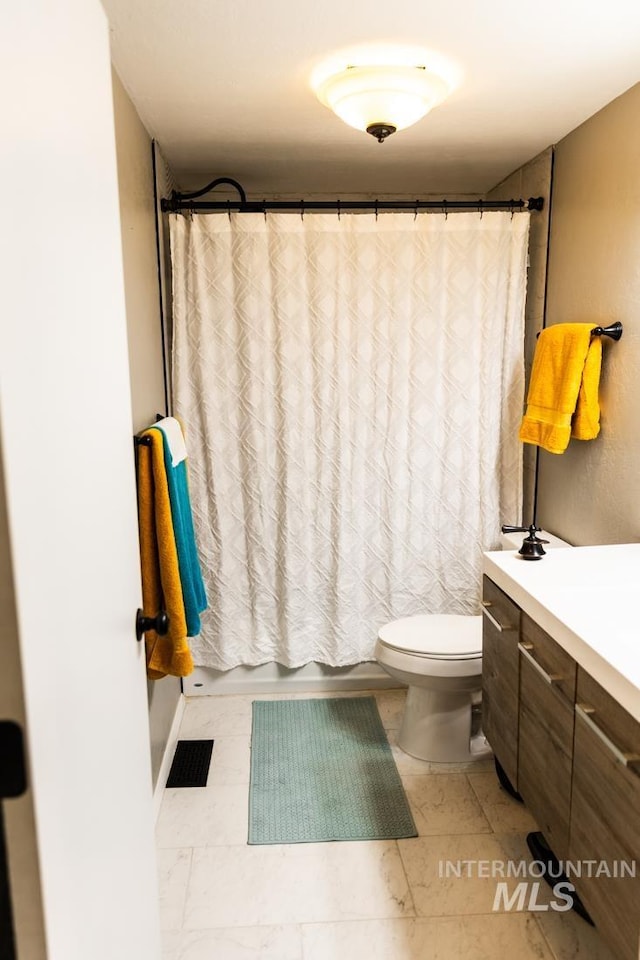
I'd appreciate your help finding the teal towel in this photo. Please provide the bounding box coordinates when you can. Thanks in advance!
[151,427,207,637]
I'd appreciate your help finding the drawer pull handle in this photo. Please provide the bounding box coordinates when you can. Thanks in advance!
[575,703,640,768]
[481,602,512,633]
[518,642,563,685]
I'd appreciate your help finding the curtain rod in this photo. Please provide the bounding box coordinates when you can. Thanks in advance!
[160,177,544,214]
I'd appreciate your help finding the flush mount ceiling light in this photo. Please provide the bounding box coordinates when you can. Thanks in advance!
[311,44,459,143]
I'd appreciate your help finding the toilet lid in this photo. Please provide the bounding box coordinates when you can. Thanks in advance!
[378,614,482,659]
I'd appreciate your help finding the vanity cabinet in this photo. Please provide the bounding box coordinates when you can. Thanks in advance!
[569,669,640,960]
[517,614,576,860]
[481,576,521,788]
[482,576,640,960]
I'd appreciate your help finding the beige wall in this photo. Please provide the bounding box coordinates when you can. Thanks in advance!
[487,148,553,524]
[0,424,47,958]
[111,68,181,786]
[112,70,167,431]
[537,83,640,544]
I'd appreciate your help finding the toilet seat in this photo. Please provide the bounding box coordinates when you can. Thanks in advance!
[378,614,482,660]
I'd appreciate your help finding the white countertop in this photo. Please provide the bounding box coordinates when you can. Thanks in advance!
[483,543,640,722]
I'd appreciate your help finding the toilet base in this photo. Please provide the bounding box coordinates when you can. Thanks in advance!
[398,685,492,763]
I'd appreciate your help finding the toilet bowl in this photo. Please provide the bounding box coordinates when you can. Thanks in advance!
[376,529,570,762]
[375,614,486,762]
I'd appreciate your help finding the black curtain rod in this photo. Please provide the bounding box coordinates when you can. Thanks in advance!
[160,176,544,215]
[162,195,544,214]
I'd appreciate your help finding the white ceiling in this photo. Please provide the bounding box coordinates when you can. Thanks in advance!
[104,0,640,197]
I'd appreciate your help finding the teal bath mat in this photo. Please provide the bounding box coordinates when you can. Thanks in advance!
[248,696,417,844]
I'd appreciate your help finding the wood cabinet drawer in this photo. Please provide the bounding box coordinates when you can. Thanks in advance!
[481,577,521,788]
[517,650,574,858]
[521,613,576,704]
[569,684,640,960]
[482,576,520,632]
[576,668,640,756]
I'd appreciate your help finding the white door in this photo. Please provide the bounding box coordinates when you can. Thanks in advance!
[0,2,161,959]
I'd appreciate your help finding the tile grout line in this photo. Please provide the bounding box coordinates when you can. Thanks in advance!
[462,772,494,834]
[393,838,419,919]
[531,915,564,960]
[177,846,194,933]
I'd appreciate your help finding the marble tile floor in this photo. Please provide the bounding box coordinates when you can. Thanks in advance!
[157,689,616,960]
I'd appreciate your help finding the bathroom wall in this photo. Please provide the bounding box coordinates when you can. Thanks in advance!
[0,425,47,958]
[112,69,167,429]
[486,147,553,525]
[111,68,181,786]
[536,82,640,544]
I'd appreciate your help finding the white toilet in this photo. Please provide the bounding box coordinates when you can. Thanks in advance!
[375,614,486,762]
[376,529,569,762]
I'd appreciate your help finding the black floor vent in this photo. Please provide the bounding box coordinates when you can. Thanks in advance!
[166,739,214,788]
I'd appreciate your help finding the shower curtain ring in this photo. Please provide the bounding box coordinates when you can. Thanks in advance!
[263,200,267,222]
[443,201,448,221]
[414,200,418,221]
[300,200,304,221]
[337,199,341,221]
[227,200,231,221]
[375,200,378,221]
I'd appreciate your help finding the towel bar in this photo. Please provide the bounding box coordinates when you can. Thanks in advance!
[535,321,623,341]
[590,321,623,340]
[135,608,169,642]
[134,413,167,447]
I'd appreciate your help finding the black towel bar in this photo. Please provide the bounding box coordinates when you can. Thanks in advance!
[134,413,166,447]
[535,322,623,341]
[590,321,623,340]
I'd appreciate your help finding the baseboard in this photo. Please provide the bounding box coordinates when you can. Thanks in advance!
[182,661,400,697]
[152,693,185,823]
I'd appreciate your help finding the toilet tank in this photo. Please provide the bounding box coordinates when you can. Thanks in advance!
[499,529,572,550]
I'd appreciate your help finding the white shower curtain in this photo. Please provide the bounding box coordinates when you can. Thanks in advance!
[170,211,528,670]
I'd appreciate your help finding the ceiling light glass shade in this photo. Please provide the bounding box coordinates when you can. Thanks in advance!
[314,63,452,137]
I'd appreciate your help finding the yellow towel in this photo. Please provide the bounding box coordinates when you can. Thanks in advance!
[136,429,194,679]
[519,323,602,454]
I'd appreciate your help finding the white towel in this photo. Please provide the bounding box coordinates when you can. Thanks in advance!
[154,417,187,467]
